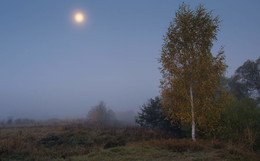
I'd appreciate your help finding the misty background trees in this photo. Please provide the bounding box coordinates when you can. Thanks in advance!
[228,57,260,103]
[87,101,136,126]
[87,101,117,125]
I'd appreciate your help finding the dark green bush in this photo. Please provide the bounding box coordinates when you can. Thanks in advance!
[136,97,182,137]
[220,96,260,151]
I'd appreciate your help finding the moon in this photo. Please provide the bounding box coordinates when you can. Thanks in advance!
[74,12,84,23]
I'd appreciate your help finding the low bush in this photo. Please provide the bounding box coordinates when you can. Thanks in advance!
[103,136,126,149]
[149,139,204,152]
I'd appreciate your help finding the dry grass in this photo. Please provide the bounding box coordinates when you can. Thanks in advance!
[0,121,259,161]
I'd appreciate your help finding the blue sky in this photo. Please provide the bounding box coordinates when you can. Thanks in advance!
[0,0,259,119]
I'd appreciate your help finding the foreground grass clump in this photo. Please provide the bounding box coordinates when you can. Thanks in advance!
[57,146,177,161]
[0,120,259,161]
[0,121,165,161]
[148,139,204,152]
[55,144,258,161]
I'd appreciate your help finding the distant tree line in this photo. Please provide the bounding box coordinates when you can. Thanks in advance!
[0,118,36,125]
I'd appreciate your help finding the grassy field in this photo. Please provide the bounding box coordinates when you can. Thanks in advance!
[0,121,259,161]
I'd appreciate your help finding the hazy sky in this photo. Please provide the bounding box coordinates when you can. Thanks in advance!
[0,0,260,119]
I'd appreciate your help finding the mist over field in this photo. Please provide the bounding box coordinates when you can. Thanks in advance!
[0,0,259,121]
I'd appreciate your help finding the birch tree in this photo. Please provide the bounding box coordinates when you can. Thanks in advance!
[159,4,227,141]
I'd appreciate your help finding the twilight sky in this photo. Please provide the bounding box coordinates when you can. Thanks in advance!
[0,0,260,119]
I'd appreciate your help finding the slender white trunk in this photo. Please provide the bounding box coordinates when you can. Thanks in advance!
[190,85,196,141]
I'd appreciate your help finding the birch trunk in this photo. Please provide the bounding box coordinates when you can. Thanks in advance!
[190,85,196,141]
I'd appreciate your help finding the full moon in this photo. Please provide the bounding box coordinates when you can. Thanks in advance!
[74,13,84,23]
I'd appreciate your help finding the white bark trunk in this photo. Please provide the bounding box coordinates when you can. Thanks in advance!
[190,85,196,141]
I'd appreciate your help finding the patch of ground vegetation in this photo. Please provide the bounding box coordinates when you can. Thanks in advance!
[0,122,259,161]
[56,145,254,161]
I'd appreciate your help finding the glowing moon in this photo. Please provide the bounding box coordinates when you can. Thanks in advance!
[74,13,84,23]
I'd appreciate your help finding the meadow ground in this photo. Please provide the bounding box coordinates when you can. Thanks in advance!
[0,120,259,161]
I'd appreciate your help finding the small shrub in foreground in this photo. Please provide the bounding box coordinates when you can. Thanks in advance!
[149,139,204,152]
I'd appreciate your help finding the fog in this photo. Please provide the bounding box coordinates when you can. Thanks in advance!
[1,1,260,121]
[0,57,158,120]
[0,89,151,121]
